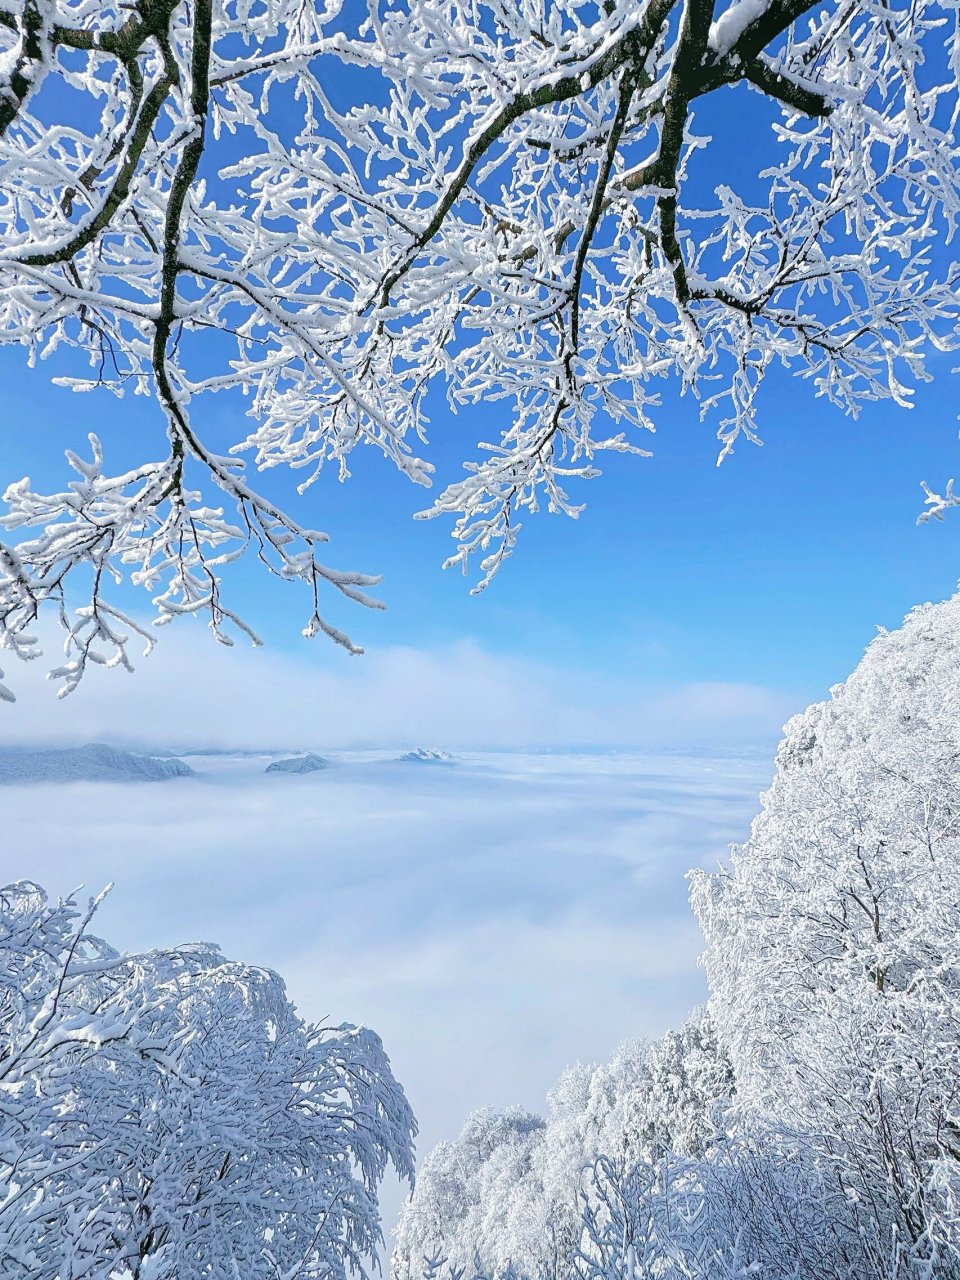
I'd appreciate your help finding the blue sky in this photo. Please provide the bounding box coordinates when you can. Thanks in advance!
[3,48,960,742]
[4,330,959,732]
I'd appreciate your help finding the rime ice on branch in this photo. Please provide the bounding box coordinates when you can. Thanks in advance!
[0,0,958,694]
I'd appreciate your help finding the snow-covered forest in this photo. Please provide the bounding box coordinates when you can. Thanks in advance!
[393,596,960,1279]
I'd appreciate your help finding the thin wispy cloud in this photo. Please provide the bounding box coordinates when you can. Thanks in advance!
[0,627,796,751]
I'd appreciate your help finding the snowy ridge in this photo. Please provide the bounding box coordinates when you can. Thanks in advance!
[0,743,194,784]
[397,748,457,763]
[265,753,330,775]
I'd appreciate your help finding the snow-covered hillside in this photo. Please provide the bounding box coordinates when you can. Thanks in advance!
[265,753,330,774]
[0,743,194,784]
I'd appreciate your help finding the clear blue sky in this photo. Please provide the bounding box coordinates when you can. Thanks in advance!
[5,335,958,715]
[3,66,959,731]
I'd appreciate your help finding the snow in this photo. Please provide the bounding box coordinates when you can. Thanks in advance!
[265,753,330,774]
[708,0,770,55]
[397,747,457,763]
[0,743,194,784]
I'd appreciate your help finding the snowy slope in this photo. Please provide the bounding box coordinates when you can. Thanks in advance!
[265,754,330,775]
[0,743,195,784]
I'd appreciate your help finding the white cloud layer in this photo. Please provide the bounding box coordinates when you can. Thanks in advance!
[0,626,796,750]
[4,749,774,1240]
[1,626,793,1241]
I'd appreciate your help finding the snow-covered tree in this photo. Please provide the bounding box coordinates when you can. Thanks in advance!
[0,0,958,696]
[0,880,415,1279]
[392,1011,732,1280]
[392,1107,548,1280]
[396,590,960,1280]
[692,592,960,1274]
[586,1137,876,1280]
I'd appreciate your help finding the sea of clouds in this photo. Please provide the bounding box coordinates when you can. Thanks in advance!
[0,624,793,1239]
[4,745,774,1239]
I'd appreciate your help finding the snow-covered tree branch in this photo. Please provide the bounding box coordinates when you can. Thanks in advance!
[0,0,958,695]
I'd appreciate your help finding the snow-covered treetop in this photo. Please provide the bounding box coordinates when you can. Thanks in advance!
[693,590,960,1101]
[0,879,416,1278]
[392,1009,732,1280]
[0,0,958,697]
[691,590,960,1266]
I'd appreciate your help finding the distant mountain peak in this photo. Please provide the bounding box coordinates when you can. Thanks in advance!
[265,754,330,775]
[397,748,457,763]
[0,743,194,784]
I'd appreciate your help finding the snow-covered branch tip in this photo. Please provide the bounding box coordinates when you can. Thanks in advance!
[919,477,960,524]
